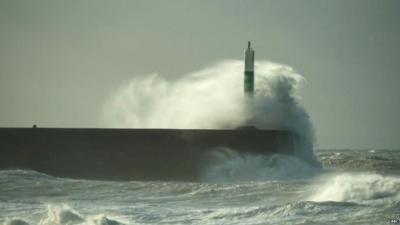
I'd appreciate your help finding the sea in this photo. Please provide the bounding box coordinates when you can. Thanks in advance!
[1,149,400,225]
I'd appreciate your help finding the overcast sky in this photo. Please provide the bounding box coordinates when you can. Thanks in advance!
[0,0,399,149]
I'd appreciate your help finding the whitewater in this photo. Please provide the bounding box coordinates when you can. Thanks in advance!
[1,150,400,225]
[1,61,399,224]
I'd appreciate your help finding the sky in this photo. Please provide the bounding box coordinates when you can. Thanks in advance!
[0,0,399,149]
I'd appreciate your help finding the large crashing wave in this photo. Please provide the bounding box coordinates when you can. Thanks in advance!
[99,60,320,175]
[309,173,400,204]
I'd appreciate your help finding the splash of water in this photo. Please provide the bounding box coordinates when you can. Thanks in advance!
[100,60,317,164]
[39,205,84,225]
[309,173,400,203]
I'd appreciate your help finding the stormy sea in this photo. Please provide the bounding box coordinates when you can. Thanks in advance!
[1,149,400,225]
[1,61,399,224]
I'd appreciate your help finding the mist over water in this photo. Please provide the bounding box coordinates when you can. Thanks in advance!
[100,60,318,166]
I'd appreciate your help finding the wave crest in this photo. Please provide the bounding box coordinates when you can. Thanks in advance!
[309,173,400,203]
[4,205,125,225]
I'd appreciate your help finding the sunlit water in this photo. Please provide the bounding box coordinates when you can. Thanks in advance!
[1,149,400,225]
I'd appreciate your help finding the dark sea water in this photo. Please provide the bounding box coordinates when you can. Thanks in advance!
[1,149,400,225]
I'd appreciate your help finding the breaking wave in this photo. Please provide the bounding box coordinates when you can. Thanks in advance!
[4,205,124,225]
[309,173,400,203]
[100,60,318,165]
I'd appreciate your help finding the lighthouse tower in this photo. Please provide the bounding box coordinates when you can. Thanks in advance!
[244,41,255,98]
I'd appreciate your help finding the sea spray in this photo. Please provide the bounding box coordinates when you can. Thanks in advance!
[252,63,317,164]
[100,60,319,165]
[100,61,246,129]
[309,173,400,203]
[39,205,84,225]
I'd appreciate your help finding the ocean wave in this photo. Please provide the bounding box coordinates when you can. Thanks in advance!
[309,173,400,204]
[317,149,400,174]
[4,205,124,225]
[4,219,30,225]
[202,150,321,182]
[0,170,56,181]
[195,200,362,225]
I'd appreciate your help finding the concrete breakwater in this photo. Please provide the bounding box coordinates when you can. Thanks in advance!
[0,128,295,181]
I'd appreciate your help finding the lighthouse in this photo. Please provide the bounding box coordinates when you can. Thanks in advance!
[244,41,255,98]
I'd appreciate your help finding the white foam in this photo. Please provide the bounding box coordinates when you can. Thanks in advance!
[39,205,84,225]
[35,205,124,225]
[309,173,400,203]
